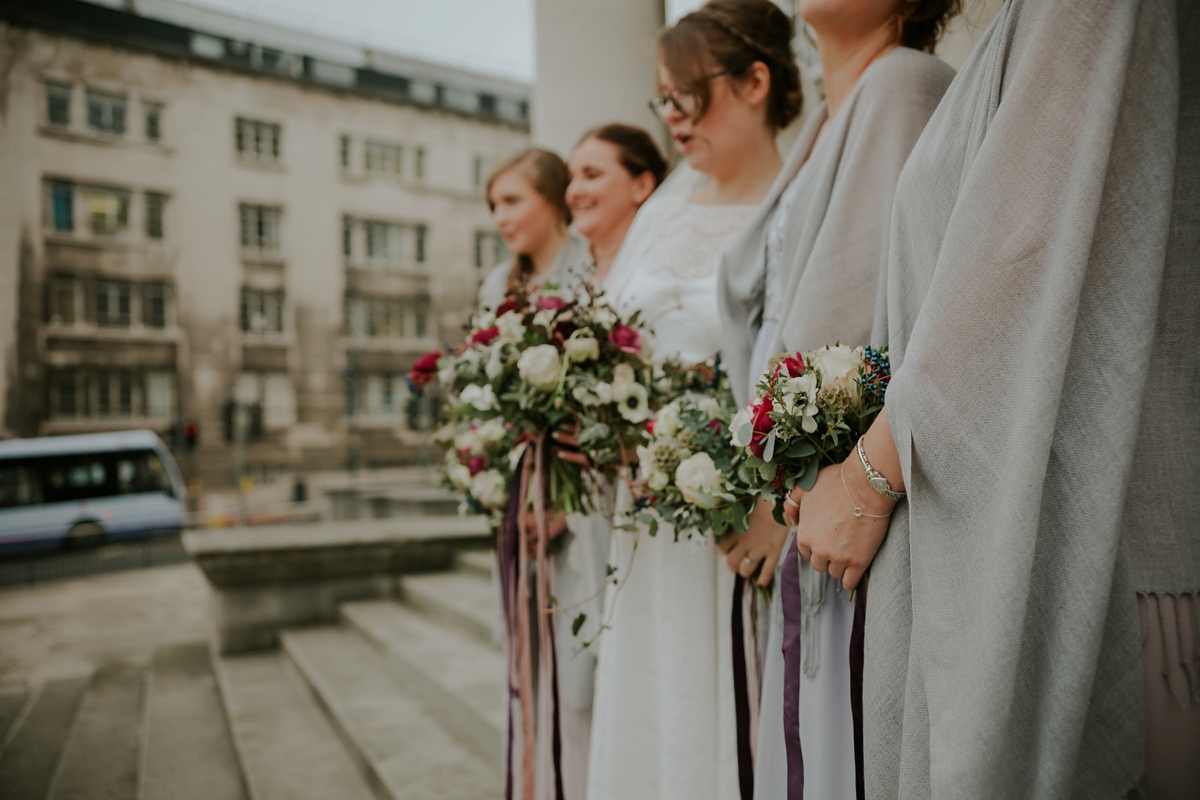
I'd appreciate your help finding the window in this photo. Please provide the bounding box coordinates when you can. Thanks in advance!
[472,157,484,189]
[415,296,429,339]
[88,187,129,236]
[144,102,162,141]
[365,141,402,176]
[415,225,427,264]
[365,220,412,265]
[95,280,132,327]
[86,90,126,135]
[345,294,405,339]
[475,231,507,270]
[240,288,285,333]
[479,93,497,116]
[415,148,425,181]
[340,136,350,169]
[46,82,71,126]
[95,370,133,418]
[145,371,174,419]
[236,117,281,163]
[50,180,74,232]
[145,192,166,239]
[53,370,78,418]
[49,276,79,325]
[239,204,281,251]
[342,217,353,257]
[518,100,529,121]
[143,282,167,328]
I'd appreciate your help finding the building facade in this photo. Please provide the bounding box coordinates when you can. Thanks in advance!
[0,0,527,488]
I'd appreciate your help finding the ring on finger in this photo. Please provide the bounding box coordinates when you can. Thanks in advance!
[784,494,800,509]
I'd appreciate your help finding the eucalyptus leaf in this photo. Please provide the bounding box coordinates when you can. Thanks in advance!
[763,430,777,463]
[799,456,820,491]
[572,613,587,637]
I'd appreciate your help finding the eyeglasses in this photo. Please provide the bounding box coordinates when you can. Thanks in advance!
[648,68,737,121]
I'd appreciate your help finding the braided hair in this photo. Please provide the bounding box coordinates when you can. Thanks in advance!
[658,0,803,130]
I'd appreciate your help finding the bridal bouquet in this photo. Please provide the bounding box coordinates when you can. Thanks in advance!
[633,373,760,542]
[420,286,662,514]
[731,345,891,507]
[433,418,520,519]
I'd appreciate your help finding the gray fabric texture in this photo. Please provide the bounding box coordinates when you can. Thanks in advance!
[476,228,594,312]
[869,1,1200,798]
[718,48,955,406]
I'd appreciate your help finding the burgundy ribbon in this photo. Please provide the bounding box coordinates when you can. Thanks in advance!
[850,576,867,800]
[780,544,804,800]
[731,575,755,800]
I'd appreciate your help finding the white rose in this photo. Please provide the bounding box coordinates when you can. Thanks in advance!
[810,345,861,395]
[484,343,506,379]
[454,428,483,455]
[474,311,496,329]
[592,306,617,328]
[694,395,720,417]
[674,452,731,509]
[517,345,562,391]
[572,382,613,407]
[496,311,526,343]
[616,382,650,423]
[446,460,472,490]
[655,401,682,439]
[648,470,669,492]
[564,336,600,362]
[533,308,557,329]
[729,406,755,447]
[470,469,509,509]
[438,365,457,387]
[460,384,497,411]
[476,417,506,444]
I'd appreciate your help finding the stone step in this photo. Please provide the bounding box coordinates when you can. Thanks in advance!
[401,569,497,647]
[0,683,29,742]
[341,600,505,765]
[0,672,91,800]
[140,643,248,800]
[282,627,501,800]
[213,651,377,800]
[48,662,145,800]
[456,549,494,579]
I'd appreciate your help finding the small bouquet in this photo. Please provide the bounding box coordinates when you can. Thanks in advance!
[633,371,759,542]
[731,345,891,512]
[432,417,521,520]
[418,285,663,514]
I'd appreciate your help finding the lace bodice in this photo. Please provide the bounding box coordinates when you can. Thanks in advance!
[608,196,756,365]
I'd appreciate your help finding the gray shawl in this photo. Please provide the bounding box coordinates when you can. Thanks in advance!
[719,49,955,405]
[869,1,1199,797]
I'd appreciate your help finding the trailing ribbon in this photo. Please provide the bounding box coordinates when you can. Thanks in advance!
[780,543,804,800]
[731,575,757,800]
[850,576,867,800]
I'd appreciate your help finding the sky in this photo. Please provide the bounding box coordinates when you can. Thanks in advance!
[154,0,710,84]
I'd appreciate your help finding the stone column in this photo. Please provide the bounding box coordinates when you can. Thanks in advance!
[531,0,666,157]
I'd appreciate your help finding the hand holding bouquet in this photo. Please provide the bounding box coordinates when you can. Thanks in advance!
[731,345,891,515]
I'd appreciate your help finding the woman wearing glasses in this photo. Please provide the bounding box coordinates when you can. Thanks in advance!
[585,3,799,799]
[717,0,957,796]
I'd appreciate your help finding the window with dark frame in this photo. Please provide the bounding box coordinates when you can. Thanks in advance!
[50,180,74,232]
[415,225,427,264]
[53,370,78,418]
[235,117,281,163]
[95,370,133,418]
[365,141,402,176]
[144,102,163,141]
[240,287,284,333]
[86,90,126,135]
[343,216,353,257]
[143,282,167,328]
[340,136,350,169]
[49,276,78,325]
[145,192,166,239]
[46,82,71,126]
[239,204,281,251]
[88,187,129,236]
[95,279,132,327]
[415,148,425,181]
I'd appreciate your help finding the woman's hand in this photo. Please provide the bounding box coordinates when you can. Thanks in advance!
[524,510,569,549]
[716,498,790,587]
[552,425,593,468]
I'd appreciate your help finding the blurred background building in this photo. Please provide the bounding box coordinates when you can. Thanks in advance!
[0,0,528,490]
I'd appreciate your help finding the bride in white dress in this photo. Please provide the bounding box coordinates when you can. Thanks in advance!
[586,3,800,798]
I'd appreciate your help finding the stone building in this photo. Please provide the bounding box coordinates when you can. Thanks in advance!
[0,0,528,487]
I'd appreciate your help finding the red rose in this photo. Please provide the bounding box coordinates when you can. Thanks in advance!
[608,324,643,355]
[467,455,486,476]
[469,326,500,347]
[645,419,656,435]
[539,296,567,311]
[495,298,517,316]
[748,396,775,459]
[774,353,805,380]
[707,418,723,432]
[407,351,441,391]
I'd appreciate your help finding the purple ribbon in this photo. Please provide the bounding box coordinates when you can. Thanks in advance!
[731,575,755,800]
[780,544,804,800]
[851,578,867,800]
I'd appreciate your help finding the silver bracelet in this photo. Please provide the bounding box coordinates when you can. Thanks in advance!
[856,438,905,501]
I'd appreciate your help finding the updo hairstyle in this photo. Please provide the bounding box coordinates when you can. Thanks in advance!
[578,123,669,189]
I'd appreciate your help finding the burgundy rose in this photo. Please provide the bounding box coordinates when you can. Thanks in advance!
[707,418,724,432]
[551,319,577,345]
[774,352,805,380]
[495,298,518,316]
[748,396,775,459]
[608,324,643,355]
[407,351,441,391]
[467,455,486,476]
[469,326,500,347]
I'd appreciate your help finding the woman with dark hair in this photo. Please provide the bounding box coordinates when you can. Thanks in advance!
[567,124,667,285]
[583,3,799,799]
[783,0,1199,797]
[717,0,958,797]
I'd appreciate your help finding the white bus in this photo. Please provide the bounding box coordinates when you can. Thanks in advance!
[0,430,186,552]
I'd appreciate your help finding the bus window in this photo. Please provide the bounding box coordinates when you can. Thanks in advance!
[0,465,44,508]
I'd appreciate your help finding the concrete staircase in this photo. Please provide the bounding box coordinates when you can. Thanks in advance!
[214,547,504,800]
[0,548,504,800]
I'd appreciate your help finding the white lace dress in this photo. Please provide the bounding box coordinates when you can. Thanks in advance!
[586,192,756,800]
